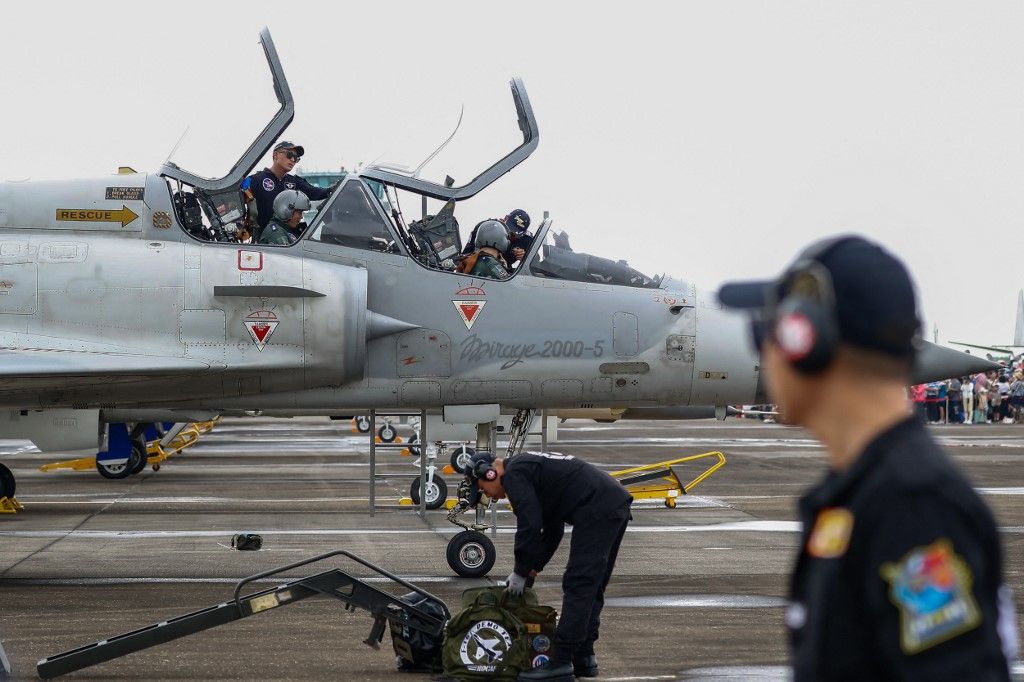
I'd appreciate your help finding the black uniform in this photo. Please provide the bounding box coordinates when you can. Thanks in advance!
[789,417,1014,681]
[246,168,331,231]
[502,452,632,660]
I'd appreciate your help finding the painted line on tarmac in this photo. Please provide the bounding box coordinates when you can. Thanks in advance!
[0,520,803,539]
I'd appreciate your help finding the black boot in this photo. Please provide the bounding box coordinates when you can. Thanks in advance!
[517,660,575,681]
[573,653,599,677]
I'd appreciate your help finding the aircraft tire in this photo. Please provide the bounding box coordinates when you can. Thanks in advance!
[407,432,421,458]
[128,438,148,475]
[378,423,397,443]
[355,417,372,434]
[447,530,496,578]
[449,446,475,475]
[96,445,145,480]
[0,462,15,499]
[410,475,447,510]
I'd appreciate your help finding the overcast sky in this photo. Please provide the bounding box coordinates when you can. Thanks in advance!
[2,2,1022,347]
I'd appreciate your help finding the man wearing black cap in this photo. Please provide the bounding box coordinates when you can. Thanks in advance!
[462,209,534,269]
[718,235,1016,681]
[245,141,333,237]
[467,451,631,681]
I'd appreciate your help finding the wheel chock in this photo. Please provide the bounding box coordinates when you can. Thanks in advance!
[399,497,459,509]
[0,497,23,514]
[441,464,456,475]
[39,457,97,473]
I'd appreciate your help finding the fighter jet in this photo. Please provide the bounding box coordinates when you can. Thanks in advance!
[0,29,995,504]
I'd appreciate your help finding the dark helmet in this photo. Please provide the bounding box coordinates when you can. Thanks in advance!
[475,219,509,253]
[505,209,531,233]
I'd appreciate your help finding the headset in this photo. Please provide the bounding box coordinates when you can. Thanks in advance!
[756,235,856,375]
[471,454,499,483]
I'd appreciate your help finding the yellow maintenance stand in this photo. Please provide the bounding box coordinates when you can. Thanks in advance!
[39,418,221,476]
[611,450,726,508]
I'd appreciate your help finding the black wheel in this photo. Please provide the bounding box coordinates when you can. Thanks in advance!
[447,530,496,578]
[449,445,475,475]
[407,432,421,457]
[0,462,15,499]
[128,437,148,475]
[355,416,371,433]
[378,423,397,443]
[410,475,448,510]
[96,445,144,480]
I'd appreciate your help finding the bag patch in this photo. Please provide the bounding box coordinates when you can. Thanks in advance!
[881,539,981,653]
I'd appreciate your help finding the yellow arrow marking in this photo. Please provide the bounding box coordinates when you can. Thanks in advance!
[55,205,139,228]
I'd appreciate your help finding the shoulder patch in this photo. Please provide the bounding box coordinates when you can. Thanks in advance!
[806,507,854,558]
[881,539,981,654]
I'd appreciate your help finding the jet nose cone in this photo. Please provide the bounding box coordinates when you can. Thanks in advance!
[911,341,1002,384]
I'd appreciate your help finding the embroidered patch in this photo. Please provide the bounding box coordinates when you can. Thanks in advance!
[262,177,275,192]
[806,508,854,559]
[881,539,981,654]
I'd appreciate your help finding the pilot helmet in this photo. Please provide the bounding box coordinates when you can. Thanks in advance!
[475,220,509,253]
[273,189,311,222]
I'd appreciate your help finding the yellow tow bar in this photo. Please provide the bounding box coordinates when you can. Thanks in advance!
[611,451,726,508]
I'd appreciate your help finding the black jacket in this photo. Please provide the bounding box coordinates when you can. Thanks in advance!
[246,168,331,229]
[502,453,632,578]
[789,417,1013,681]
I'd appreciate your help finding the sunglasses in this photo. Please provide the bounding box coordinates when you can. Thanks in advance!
[283,152,301,161]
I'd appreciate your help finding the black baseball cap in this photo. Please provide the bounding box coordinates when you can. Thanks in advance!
[274,141,305,157]
[464,451,497,506]
[717,234,921,359]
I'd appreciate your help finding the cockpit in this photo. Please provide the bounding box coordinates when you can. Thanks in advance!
[156,28,664,290]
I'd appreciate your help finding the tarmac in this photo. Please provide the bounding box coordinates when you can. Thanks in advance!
[0,416,1022,681]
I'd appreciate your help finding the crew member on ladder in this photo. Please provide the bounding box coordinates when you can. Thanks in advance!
[467,451,632,681]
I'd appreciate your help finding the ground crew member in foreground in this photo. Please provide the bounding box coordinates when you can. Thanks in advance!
[468,451,632,681]
[718,234,1017,681]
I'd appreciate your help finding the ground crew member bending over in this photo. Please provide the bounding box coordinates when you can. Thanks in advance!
[468,451,632,681]
[718,234,1017,681]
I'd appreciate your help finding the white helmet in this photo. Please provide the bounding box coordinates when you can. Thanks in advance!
[475,219,509,253]
[273,189,311,221]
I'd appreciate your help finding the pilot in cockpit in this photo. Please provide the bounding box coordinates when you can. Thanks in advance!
[258,190,310,246]
[457,220,511,279]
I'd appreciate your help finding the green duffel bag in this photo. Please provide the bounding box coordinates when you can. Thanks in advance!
[442,586,557,680]
[459,587,559,670]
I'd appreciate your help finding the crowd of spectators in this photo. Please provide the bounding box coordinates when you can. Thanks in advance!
[912,367,1024,424]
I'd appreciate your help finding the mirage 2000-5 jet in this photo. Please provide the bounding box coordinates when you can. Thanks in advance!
[0,30,995,551]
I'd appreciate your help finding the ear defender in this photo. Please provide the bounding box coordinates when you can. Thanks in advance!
[472,458,497,482]
[770,266,839,375]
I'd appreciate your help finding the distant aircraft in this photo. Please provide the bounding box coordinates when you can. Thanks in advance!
[951,289,1024,365]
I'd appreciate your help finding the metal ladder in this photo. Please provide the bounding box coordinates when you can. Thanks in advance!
[368,409,428,516]
[36,551,449,680]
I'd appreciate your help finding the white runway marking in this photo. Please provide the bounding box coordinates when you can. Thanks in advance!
[0,520,803,539]
[605,595,787,608]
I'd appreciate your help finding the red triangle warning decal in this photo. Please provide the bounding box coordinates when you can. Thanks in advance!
[453,299,486,330]
[244,310,279,351]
